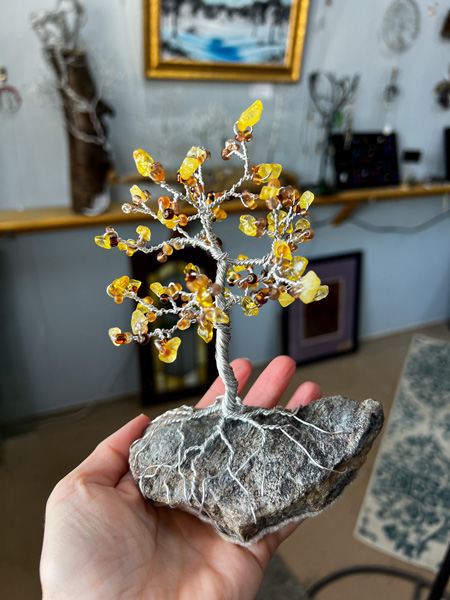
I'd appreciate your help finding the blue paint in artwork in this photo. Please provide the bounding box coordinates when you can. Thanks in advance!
[163,30,284,64]
[208,38,240,61]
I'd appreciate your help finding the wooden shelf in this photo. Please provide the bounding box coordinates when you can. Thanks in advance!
[1,183,449,234]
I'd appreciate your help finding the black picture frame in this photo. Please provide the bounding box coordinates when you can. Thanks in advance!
[131,246,217,405]
[283,252,361,365]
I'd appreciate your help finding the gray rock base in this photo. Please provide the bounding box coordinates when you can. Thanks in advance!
[129,396,384,545]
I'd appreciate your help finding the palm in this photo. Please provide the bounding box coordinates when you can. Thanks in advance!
[41,357,321,600]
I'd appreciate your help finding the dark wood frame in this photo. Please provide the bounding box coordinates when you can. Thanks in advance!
[283,252,361,365]
[131,246,217,405]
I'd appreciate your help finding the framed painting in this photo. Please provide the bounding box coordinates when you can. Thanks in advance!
[144,0,310,82]
[283,252,361,365]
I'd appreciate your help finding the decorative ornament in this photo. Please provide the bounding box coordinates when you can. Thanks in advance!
[31,0,115,215]
[0,67,22,113]
[95,101,384,545]
[382,0,421,54]
[308,71,360,190]
[434,65,450,109]
[383,68,400,136]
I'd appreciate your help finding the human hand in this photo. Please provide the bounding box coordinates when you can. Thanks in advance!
[40,356,321,600]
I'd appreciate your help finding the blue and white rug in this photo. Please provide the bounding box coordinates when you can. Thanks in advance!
[355,334,450,572]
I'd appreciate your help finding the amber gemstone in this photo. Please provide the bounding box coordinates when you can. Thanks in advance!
[208,283,222,296]
[179,156,199,180]
[95,234,111,249]
[133,149,154,177]
[236,100,263,132]
[299,270,321,304]
[150,162,165,183]
[158,196,171,209]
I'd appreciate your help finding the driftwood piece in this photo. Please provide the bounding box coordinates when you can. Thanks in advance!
[50,50,114,214]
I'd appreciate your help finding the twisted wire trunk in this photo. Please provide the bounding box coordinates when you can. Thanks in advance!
[214,254,240,415]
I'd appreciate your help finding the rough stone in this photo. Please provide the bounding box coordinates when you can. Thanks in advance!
[129,396,384,546]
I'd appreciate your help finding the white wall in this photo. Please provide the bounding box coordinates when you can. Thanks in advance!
[1,0,449,420]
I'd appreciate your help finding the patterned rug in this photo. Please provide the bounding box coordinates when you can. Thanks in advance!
[355,334,450,572]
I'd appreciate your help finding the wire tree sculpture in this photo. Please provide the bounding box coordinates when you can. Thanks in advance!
[95,101,383,545]
[96,100,327,415]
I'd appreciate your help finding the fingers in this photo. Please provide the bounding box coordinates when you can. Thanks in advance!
[196,358,253,408]
[71,414,150,488]
[286,381,322,409]
[244,355,296,408]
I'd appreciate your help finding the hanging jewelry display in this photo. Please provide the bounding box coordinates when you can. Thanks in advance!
[30,0,115,215]
[0,67,22,113]
[382,0,421,54]
[308,71,360,191]
[382,68,400,135]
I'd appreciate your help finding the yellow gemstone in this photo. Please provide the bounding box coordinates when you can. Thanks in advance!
[108,327,122,346]
[158,337,181,363]
[295,218,311,231]
[299,191,314,210]
[136,302,150,313]
[157,209,178,230]
[136,225,151,241]
[197,321,214,343]
[187,146,208,164]
[315,285,329,301]
[184,262,200,274]
[165,283,178,296]
[150,282,164,297]
[133,149,154,177]
[95,234,111,249]
[267,211,292,236]
[242,296,259,316]
[278,292,295,307]
[204,307,230,324]
[285,256,308,281]
[239,215,257,236]
[130,185,146,203]
[259,185,278,200]
[237,100,263,131]
[179,156,199,180]
[300,270,321,304]
[131,309,148,335]
[273,240,292,261]
[233,254,248,272]
[196,287,213,308]
[257,163,282,180]
[107,275,130,298]
[118,242,127,251]
[127,279,142,293]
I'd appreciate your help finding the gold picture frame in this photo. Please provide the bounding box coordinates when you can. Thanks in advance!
[144,0,310,82]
